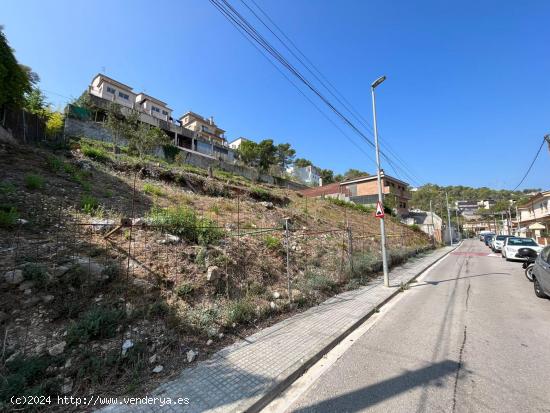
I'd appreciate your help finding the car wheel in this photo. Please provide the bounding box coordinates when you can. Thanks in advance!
[525,265,535,282]
[534,277,547,298]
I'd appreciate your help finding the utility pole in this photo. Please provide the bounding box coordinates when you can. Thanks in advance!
[545,134,550,153]
[371,75,389,287]
[455,208,461,240]
[446,192,453,246]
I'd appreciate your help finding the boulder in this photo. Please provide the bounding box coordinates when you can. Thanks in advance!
[22,297,40,308]
[206,339,213,346]
[259,201,274,209]
[157,234,180,245]
[3,270,23,285]
[206,266,221,282]
[152,365,164,374]
[72,256,107,280]
[90,218,116,233]
[18,280,35,291]
[48,341,66,356]
[52,265,70,278]
[42,295,55,304]
[272,291,281,299]
[121,339,134,356]
[270,301,277,310]
[186,349,198,363]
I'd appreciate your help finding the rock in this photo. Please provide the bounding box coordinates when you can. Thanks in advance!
[90,218,116,233]
[72,256,107,280]
[22,297,40,308]
[149,354,158,364]
[48,341,66,356]
[125,302,134,317]
[206,339,213,346]
[157,234,180,245]
[0,311,8,324]
[259,201,274,209]
[132,217,145,226]
[24,289,32,295]
[16,218,29,225]
[272,291,281,299]
[61,381,73,394]
[270,301,277,310]
[18,280,34,291]
[131,277,155,292]
[206,266,221,282]
[218,333,224,339]
[121,339,134,356]
[42,295,54,304]
[6,352,20,363]
[64,358,72,369]
[52,265,70,278]
[152,365,164,374]
[3,269,23,285]
[186,349,198,363]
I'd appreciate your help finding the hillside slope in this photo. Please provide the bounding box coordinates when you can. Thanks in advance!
[0,138,431,408]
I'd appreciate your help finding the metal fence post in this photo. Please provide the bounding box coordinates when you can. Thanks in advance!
[284,218,292,303]
[347,226,354,277]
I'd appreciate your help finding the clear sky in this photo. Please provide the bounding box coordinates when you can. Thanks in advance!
[2,0,549,189]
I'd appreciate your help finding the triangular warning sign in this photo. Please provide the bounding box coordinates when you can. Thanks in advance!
[375,201,385,218]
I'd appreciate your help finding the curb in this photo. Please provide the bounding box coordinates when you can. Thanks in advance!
[248,244,461,413]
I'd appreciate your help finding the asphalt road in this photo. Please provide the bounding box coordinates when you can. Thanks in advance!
[283,239,550,413]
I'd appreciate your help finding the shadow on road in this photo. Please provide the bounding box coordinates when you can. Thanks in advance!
[292,360,460,413]
[413,272,510,287]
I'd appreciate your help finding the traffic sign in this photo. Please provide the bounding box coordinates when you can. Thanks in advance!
[375,201,384,218]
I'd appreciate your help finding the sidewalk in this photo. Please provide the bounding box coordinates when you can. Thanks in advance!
[101,245,458,413]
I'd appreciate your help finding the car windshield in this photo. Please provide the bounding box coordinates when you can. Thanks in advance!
[496,235,509,240]
[507,238,538,246]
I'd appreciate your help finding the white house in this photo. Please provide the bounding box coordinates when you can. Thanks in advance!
[286,165,321,187]
[89,74,137,109]
[229,137,252,150]
[135,93,172,122]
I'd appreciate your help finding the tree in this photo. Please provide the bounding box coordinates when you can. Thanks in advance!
[294,158,312,168]
[23,87,49,118]
[319,168,335,184]
[256,139,277,172]
[0,26,35,108]
[342,169,369,180]
[105,103,129,153]
[45,111,64,138]
[129,123,170,158]
[275,143,296,170]
[237,140,259,166]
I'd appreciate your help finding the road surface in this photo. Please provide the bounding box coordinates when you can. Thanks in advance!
[273,239,550,413]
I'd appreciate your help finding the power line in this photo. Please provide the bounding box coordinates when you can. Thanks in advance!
[210,0,423,186]
[511,137,546,191]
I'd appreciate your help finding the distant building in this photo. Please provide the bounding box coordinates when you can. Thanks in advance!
[89,74,137,109]
[301,171,411,216]
[180,112,226,144]
[478,199,496,210]
[455,200,479,216]
[402,210,443,243]
[286,165,321,187]
[135,93,172,122]
[517,190,550,244]
[229,137,252,150]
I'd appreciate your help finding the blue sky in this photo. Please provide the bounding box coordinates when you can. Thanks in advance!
[2,0,549,189]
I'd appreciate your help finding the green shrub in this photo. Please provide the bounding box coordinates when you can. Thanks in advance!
[303,271,336,293]
[143,183,165,197]
[250,187,271,202]
[226,299,256,325]
[175,282,195,298]
[264,235,282,251]
[22,263,49,287]
[81,144,109,162]
[409,224,422,233]
[147,206,223,245]
[326,197,373,213]
[46,156,62,172]
[24,174,44,190]
[66,307,124,345]
[0,180,16,195]
[163,144,179,162]
[147,300,170,318]
[347,252,380,277]
[0,206,18,228]
[0,354,59,404]
[185,306,220,336]
[80,194,99,214]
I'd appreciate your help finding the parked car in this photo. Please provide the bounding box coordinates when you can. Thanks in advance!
[479,232,494,241]
[484,234,494,246]
[501,237,543,261]
[532,246,550,298]
[492,235,513,252]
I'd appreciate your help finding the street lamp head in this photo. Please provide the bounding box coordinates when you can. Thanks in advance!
[371,75,387,89]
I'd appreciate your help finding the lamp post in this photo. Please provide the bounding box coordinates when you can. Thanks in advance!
[371,75,389,287]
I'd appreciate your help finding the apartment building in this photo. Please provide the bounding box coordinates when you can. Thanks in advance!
[517,191,550,243]
[286,165,321,187]
[135,93,172,122]
[89,74,137,109]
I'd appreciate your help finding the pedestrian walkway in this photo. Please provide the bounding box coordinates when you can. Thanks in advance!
[101,245,457,413]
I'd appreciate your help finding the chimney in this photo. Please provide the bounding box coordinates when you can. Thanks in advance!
[209,116,214,125]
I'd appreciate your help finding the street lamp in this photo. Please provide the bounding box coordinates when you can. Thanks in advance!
[371,75,389,288]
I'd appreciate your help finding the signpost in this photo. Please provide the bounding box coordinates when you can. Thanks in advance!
[375,201,385,219]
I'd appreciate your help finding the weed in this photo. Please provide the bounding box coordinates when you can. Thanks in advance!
[104,189,114,198]
[248,281,267,297]
[0,180,16,195]
[209,204,221,215]
[80,194,99,215]
[347,252,380,278]
[175,282,195,298]
[409,224,422,233]
[326,197,374,214]
[0,206,18,228]
[147,300,170,318]
[0,354,60,405]
[66,307,124,345]
[163,144,179,161]
[22,263,49,288]
[264,235,282,251]
[226,299,255,325]
[250,187,271,202]
[186,305,221,336]
[81,144,109,162]
[303,271,337,293]
[147,206,223,245]
[143,183,165,197]
[194,247,207,267]
[24,173,44,190]
[46,156,63,172]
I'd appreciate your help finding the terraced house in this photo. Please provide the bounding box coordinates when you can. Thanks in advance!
[517,190,550,244]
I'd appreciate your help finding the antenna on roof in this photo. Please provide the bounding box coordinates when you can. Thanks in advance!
[101,66,106,74]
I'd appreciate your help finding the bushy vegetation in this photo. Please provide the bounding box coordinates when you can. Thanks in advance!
[66,307,124,345]
[326,197,374,213]
[143,183,165,197]
[80,194,100,215]
[0,180,16,195]
[264,235,282,251]
[226,299,256,325]
[175,282,195,298]
[302,271,337,293]
[0,205,18,227]
[24,173,44,190]
[81,143,109,162]
[22,263,49,287]
[46,155,63,172]
[250,186,272,202]
[147,206,223,245]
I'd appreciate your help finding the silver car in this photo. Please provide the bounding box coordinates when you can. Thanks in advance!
[533,246,550,299]
[502,237,543,261]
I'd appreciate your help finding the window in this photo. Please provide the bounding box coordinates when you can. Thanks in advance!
[106,86,116,94]
[201,125,210,133]
[152,106,160,113]
[118,91,129,100]
[162,110,169,116]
